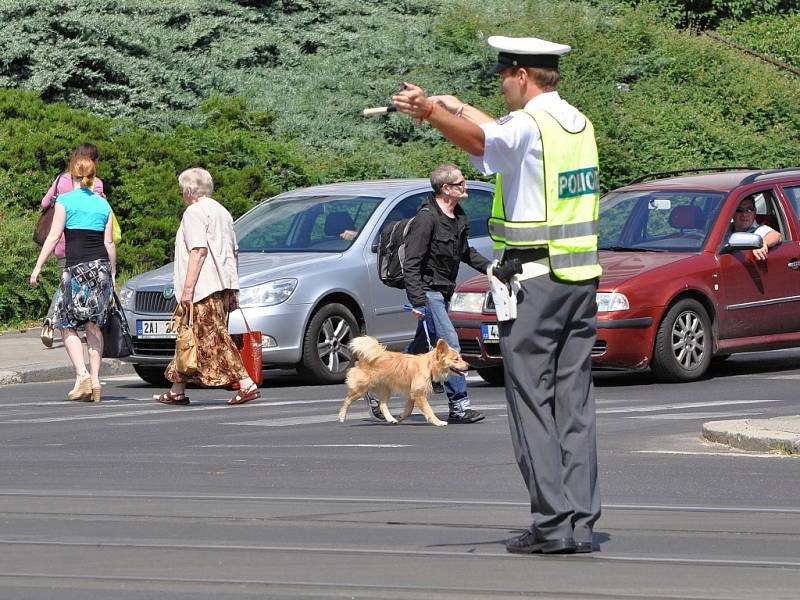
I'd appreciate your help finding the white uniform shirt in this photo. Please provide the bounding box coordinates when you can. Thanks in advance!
[470,91,587,222]
[174,196,240,303]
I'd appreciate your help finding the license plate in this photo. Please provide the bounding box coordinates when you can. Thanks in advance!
[137,320,177,339]
[481,323,499,342]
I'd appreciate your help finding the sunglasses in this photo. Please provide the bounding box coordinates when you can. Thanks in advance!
[735,207,755,214]
[446,180,466,188]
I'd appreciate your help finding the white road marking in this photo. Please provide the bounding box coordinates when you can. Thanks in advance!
[633,450,795,458]
[597,399,782,414]
[228,415,358,427]
[197,444,413,448]
[0,397,351,423]
[625,410,764,420]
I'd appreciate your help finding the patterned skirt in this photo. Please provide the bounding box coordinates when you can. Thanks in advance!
[165,290,248,387]
[53,259,113,329]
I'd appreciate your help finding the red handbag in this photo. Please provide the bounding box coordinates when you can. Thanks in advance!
[231,308,263,387]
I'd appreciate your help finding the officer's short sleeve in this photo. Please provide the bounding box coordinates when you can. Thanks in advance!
[470,112,535,175]
[182,205,209,250]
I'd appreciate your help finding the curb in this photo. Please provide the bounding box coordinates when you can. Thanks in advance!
[702,419,800,454]
[0,360,135,386]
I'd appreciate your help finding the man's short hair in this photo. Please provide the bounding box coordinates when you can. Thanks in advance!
[430,163,461,195]
[521,66,560,91]
[178,167,214,198]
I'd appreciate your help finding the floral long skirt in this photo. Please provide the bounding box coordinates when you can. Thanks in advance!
[53,259,113,329]
[165,290,248,387]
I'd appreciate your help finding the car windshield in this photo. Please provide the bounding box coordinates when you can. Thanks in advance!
[235,194,383,252]
[599,190,726,252]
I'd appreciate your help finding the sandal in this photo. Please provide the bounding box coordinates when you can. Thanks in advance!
[154,390,190,405]
[228,384,260,406]
[67,375,92,401]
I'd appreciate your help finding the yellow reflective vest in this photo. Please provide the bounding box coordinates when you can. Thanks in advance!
[488,109,602,282]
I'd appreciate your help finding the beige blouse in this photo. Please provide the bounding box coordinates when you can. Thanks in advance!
[173,196,239,303]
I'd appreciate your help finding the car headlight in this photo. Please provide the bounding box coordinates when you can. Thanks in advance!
[118,286,135,310]
[596,292,629,312]
[450,292,486,313]
[238,278,297,307]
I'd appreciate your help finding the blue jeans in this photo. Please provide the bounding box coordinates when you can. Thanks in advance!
[405,290,470,413]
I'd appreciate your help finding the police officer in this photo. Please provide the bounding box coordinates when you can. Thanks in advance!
[392,36,601,554]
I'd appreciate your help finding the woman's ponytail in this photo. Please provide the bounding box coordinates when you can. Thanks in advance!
[69,156,97,189]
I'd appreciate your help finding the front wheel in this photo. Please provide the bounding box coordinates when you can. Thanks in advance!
[298,303,359,384]
[650,298,712,382]
[133,364,170,386]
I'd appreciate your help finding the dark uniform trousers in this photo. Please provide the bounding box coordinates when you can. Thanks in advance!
[498,271,601,543]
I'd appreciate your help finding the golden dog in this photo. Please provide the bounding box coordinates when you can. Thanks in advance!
[338,335,469,427]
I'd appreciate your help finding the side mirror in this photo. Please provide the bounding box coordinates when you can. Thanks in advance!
[720,232,763,254]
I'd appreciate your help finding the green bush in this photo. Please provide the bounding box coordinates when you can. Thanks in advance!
[719,13,800,68]
[0,90,315,323]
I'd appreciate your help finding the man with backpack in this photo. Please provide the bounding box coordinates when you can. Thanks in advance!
[371,163,491,424]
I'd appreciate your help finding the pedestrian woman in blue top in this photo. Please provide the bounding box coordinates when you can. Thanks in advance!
[30,156,116,402]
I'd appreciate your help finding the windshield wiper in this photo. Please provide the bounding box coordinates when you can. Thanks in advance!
[600,246,668,252]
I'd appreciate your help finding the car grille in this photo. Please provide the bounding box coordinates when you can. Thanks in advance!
[459,338,503,358]
[460,339,482,355]
[135,291,177,314]
[132,338,176,357]
[592,340,607,356]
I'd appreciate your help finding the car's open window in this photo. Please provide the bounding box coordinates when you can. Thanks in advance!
[236,194,382,252]
[600,190,726,252]
[731,189,787,239]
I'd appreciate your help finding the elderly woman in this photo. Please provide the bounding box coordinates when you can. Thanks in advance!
[154,168,260,406]
[30,156,115,402]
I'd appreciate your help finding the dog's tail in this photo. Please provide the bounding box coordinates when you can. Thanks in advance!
[349,336,385,363]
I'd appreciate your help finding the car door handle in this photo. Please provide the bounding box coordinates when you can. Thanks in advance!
[788,260,800,270]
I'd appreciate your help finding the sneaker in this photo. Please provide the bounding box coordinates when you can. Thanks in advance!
[447,408,485,424]
[432,382,445,394]
[365,393,385,421]
[40,319,54,348]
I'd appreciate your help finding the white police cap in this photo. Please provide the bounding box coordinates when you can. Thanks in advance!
[487,36,571,75]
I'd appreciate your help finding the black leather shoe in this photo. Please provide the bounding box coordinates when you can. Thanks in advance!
[575,541,593,553]
[506,530,577,555]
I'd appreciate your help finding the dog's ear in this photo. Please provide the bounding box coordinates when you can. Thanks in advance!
[435,338,448,353]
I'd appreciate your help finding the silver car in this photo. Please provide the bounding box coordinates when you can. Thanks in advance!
[118,178,496,385]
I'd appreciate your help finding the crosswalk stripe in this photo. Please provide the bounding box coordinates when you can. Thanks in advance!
[624,410,764,420]
[597,399,781,414]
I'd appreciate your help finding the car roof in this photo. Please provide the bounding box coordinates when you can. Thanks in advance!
[272,179,431,199]
[270,178,492,199]
[619,168,800,194]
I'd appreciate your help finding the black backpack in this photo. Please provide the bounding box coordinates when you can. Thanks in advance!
[377,207,431,289]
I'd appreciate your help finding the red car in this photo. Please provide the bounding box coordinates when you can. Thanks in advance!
[450,167,800,383]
